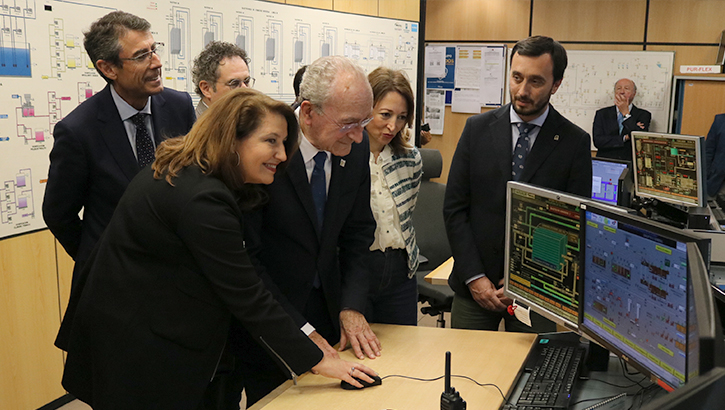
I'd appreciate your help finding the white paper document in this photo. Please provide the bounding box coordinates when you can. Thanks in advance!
[425,89,446,135]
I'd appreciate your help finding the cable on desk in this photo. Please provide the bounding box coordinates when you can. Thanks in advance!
[584,377,647,389]
[381,374,506,400]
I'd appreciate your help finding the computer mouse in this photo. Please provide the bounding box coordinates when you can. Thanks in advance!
[340,374,382,390]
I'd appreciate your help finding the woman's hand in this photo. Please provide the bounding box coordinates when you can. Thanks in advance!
[310,356,378,389]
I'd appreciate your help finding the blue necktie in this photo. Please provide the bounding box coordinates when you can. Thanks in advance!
[617,111,624,135]
[512,122,534,181]
[131,113,155,168]
[311,151,327,230]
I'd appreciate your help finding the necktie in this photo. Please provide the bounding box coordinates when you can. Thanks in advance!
[617,111,624,135]
[512,122,534,181]
[131,113,155,168]
[310,151,327,230]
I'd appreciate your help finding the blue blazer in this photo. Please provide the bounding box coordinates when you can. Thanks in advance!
[706,114,725,197]
[43,84,195,348]
[444,104,592,299]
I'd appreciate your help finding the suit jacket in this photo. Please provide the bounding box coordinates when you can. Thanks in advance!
[705,114,725,197]
[43,84,195,304]
[244,134,376,335]
[60,166,322,410]
[443,104,592,299]
[592,104,651,161]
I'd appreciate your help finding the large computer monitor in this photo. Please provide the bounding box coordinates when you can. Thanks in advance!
[503,182,586,331]
[579,202,719,390]
[591,157,632,207]
[631,131,706,207]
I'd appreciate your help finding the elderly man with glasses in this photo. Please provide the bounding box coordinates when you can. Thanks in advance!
[44,10,195,352]
[192,41,254,118]
[222,55,380,408]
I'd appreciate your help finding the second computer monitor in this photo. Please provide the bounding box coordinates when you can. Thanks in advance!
[579,202,711,390]
[631,131,706,207]
[591,157,632,207]
[503,182,584,331]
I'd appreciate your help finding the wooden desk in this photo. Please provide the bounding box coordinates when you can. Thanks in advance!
[424,257,453,286]
[250,324,536,410]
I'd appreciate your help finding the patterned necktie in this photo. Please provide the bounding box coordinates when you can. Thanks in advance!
[617,111,624,135]
[310,151,327,230]
[131,113,155,168]
[512,122,534,181]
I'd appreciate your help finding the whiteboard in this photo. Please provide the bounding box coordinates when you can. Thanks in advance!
[0,0,419,239]
[549,50,675,142]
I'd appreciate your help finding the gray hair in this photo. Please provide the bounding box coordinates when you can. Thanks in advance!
[299,56,368,110]
[614,78,637,92]
[192,41,250,98]
[84,11,151,83]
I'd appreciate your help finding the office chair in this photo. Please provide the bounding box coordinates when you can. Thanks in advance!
[413,148,454,327]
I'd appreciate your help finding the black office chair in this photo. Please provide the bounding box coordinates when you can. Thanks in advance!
[413,148,454,327]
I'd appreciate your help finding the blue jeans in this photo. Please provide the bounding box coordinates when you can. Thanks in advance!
[365,248,418,326]
[451,294,556,333]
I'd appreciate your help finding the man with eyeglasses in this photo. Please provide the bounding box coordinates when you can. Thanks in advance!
[192,41,254,118]
[44,11,195,351]
[233,55,380,407]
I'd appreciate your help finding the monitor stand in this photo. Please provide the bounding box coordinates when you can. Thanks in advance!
[631,198,688,229]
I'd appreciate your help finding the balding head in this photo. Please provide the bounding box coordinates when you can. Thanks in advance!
[615,78,637,104]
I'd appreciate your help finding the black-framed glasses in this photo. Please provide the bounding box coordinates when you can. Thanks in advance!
[120,43,164,63]
[318,108,373,134]
[221,77,256,89]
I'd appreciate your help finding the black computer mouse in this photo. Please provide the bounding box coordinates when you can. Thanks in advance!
[340,374,382,390]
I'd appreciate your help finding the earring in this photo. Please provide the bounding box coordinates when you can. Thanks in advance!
[234,151,240,166]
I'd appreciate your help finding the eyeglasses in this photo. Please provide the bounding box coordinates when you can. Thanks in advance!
[120,43,164,63]
[221,77,256,89]
[317,108,373,134]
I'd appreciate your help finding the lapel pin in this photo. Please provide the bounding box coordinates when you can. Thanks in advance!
[554,135,560,141]
[340,159,346,167]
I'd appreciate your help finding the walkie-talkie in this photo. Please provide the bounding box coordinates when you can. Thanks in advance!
[440,351,466,410]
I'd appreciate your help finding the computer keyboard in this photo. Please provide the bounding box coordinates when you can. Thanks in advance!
[500,333,586,410]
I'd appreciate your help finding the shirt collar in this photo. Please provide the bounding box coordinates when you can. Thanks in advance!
[615,104,633,115]
[110,85,152,121]
[295,107,330,164]
[509,104,549,128]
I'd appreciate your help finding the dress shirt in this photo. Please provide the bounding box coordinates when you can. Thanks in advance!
[369,145,406,252]
[616,103,633,141]
[110,86,155,160]
[509,105,548,153]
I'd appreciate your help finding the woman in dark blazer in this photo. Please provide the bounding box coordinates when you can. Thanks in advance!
[59,88,376,410]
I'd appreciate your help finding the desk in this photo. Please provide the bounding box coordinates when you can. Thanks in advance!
[250,324,536,410]
[424,257,453,286]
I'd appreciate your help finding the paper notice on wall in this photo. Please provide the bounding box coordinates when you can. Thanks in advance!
[425,45,447,78]
[454,46,482,89]
[425,89,446,135]
[451,88,480,114]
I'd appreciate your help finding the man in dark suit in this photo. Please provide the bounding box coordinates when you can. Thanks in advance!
[42,11,195,348]
[444,36,592,333]
[592,78,651,161]
[236,56,380,406]
[705,114,725,198]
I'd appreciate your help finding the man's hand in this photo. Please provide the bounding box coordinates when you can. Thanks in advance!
[338,310,381,360]
[468,276,509,312]
[309,331,339,360]
[614,93,630,116]
[636,121,645,130]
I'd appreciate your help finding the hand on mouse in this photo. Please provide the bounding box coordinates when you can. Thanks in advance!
[310,355,378,388]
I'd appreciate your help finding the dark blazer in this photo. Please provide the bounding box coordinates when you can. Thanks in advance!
[60,166,322,410]
[244,135,375,334]
[592,104,651,161]
[705,114,725,197]
[443,104,592,299]
[43,84,195,297]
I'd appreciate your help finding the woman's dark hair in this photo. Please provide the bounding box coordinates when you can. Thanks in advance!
[153,88,299,209]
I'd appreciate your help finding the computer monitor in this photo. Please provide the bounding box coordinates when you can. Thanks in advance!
[631,131,706,207]
[591,157,632,207]
[579,202,719,391]
[503,182,587,331]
